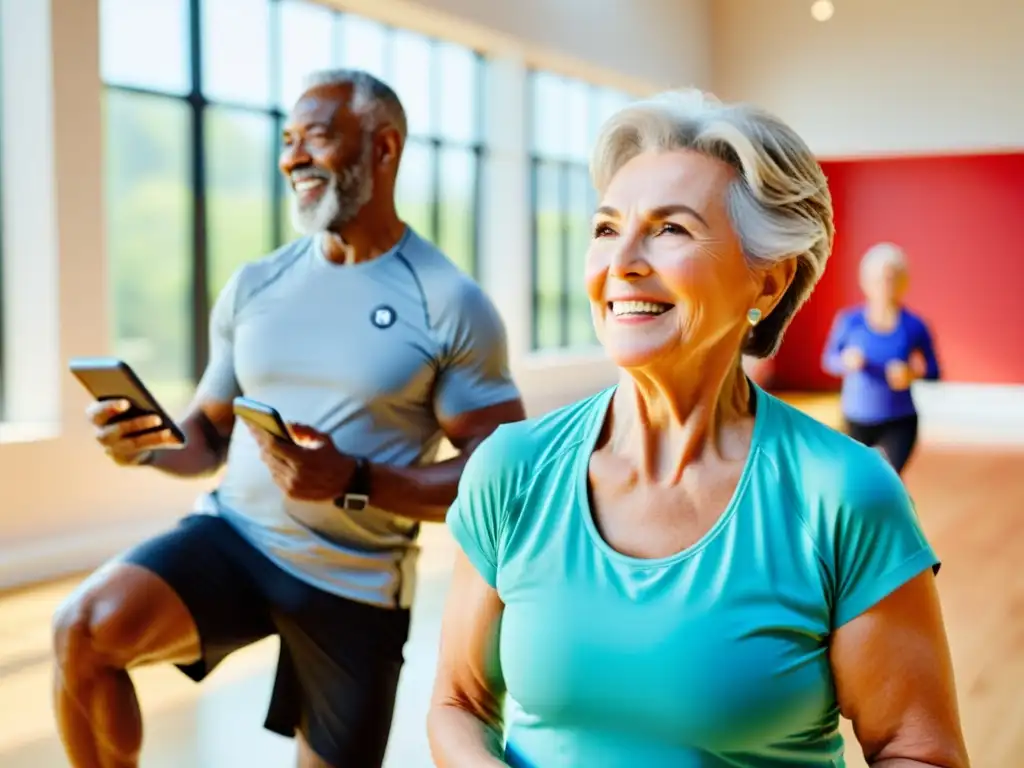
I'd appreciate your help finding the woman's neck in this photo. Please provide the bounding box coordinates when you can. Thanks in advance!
[611,349,755,485]
[865,300,900,331]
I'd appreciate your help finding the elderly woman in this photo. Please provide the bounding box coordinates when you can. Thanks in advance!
[427,91,968,767]
[822,243,940,474]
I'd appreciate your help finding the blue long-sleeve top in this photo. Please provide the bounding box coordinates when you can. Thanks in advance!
[822,306,940,424]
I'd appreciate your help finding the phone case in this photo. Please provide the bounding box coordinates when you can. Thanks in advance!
[68,357,186,445]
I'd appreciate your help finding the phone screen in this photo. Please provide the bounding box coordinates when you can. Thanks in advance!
[233,398,295,444]
[69,357,186,445]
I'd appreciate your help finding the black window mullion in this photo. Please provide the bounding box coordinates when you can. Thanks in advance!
[382,25,395,82]
[0,38,5,420]
[272,113,286,248]
[558,161,571,348]
[268,0,282,107]
[526,71,539,350]
[471,145,483,281]
[331,11,345,66]
[429,138,442,243]
[188,0,210,382]
[471,52,485,280]
[529,157,540,351]
[269,0,284,248]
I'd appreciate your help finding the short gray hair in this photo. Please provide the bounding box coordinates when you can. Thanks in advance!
[860,242,908,280]
[302,69,408,140]
[591,89,834,358]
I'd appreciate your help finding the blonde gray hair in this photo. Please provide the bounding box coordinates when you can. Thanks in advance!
[860,242,908,280]
[590,89,834,358]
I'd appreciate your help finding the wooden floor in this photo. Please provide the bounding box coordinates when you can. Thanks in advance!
[1,397,1022,767]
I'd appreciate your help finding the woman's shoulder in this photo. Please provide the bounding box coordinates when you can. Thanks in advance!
[833,304,867,325]
[899,306,933,333]
[761,397,936,623]
[762,393,906,506]
[761,397,926,578]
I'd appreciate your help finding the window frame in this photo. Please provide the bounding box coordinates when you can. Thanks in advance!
[101,0,486,384]
[0,30,6,419]
[527,69,632,352]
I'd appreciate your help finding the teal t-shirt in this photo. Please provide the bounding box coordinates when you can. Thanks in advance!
[446,384,939,768]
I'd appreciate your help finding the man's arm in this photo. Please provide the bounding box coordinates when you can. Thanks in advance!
[252,279,525,517]
[145,267,245,477]
[366,398,526,523]
[147,399,235,477]
[365,280,525,522]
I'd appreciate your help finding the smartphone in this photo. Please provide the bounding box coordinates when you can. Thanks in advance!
[68,356,186,446]
[233,396,296,445]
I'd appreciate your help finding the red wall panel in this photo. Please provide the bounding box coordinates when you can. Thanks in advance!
[773,153,1024,390]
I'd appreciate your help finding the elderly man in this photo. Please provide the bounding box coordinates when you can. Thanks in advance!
[53,70,525,768]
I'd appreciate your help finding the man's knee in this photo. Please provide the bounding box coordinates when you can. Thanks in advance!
[53,592,130,676]
[52,563,197,675]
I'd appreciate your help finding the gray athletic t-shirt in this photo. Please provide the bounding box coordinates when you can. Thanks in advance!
[191,227,519,609]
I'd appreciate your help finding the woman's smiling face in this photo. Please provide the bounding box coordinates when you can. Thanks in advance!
[585,149,763,370]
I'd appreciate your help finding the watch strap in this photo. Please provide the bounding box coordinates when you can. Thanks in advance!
[335,457,370,511]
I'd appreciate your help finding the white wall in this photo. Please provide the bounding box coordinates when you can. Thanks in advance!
[711,0,1024,444]
[0,0,712,589]
[712,0,1024,157]
[332,0,711,92]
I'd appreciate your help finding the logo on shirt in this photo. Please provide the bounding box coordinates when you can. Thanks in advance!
[370,305,397,329]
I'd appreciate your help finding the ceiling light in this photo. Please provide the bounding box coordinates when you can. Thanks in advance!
[811,0,834,22]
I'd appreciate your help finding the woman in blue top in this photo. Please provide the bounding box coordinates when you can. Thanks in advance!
[427,91,968,768]
[822,243,941,474]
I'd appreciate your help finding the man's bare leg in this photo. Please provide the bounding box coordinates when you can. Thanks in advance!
[296,732,339,768]
[52,562,202,768]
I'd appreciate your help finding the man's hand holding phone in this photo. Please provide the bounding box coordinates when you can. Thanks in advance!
[88,399,182,466]
[247,421,358,502]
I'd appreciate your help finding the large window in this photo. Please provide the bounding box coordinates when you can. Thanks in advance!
[100,0,484,410]
[528,71,631,352]
[0,16,6,420]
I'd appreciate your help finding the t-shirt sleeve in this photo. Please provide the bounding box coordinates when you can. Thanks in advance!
[194,267,245,403]
[445,425,519,588]
[913,317,942,380]
[832,458,940,628]
[821,309,852,377]
[433,282,521,422]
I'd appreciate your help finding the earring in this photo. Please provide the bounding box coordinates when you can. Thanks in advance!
[746,307,762,326]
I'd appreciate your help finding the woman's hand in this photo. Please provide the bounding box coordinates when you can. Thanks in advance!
[908,350,929,379]
[841,346,866,373]
[885,360,913,391]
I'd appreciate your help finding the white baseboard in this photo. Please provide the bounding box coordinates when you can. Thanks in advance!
[913,381,1024,446]
[0,517,178,592]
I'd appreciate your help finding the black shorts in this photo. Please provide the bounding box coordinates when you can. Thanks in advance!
[122,514,410,767]
[844,413,919,474]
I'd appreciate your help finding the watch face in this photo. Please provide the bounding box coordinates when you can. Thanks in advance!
[344,493,369,511]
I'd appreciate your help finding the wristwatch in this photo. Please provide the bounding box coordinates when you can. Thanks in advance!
[335,457,370,511]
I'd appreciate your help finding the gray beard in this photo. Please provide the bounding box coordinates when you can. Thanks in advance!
[289,146,374,235]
